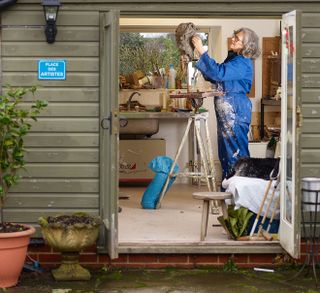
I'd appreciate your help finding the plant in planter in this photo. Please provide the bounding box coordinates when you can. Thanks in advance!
[38,213,101,281]
[0,86,47,288]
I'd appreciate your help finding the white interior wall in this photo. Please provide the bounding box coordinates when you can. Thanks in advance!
[120,17,281,173]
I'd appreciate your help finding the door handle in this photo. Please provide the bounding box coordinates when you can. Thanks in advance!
[101,116,111,130]
[101,111,119,135]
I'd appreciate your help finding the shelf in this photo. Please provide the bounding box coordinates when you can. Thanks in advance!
[118,111,192,119]
[260,98,281,140]
[261,98,281,106]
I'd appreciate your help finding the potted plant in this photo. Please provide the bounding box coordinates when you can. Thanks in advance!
[38,213,101,281]
[0,86,47,288]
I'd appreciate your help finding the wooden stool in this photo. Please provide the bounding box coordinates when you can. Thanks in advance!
[193,192,232,241]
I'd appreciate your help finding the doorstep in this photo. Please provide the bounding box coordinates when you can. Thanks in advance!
[113,241,283,254]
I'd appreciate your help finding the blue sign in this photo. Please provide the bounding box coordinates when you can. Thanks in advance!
[38,60,66,80]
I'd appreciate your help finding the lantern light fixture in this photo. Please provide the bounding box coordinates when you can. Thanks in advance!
[42,0,60,44]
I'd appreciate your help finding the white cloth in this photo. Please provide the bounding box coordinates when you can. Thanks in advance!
[222,176,280,219]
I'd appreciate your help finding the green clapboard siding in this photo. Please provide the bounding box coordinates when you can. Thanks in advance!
[20,88,100,102]
[2,42,99,57]
[302,119,320,133]
[2,27,99,42]
[302,12,320,177]
[5,194,99,208]
[302,165,320,177]
[10,179,99,193]
[21,103,99,117]
[301,89,320,103]
[19,164,99,178]
[302,13,320,28]
[302,74,320,87]
[301,134,320,148]
[3,209,99,222]
[301,150,320,163]
[302,44,320,58]
[3,73,99,87]
[302,29,320,43]
[2,10,99,26]
[24,149,99,162]
[24,133,99,147]
[302,59,320,73]
[29,118,99,132]
[1,8,100,223]
[302,105,320,118]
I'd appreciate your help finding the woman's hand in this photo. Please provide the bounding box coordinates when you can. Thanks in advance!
[192,35,206,56]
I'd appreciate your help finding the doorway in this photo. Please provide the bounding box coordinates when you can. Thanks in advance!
[117,16,282,245]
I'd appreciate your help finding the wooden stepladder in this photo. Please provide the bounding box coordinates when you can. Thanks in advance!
[156,111,219,210]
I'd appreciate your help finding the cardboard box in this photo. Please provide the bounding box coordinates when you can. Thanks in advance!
[119,139,166,184]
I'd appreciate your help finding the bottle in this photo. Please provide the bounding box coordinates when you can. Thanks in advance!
[161,90,168,111]
[168,64,176,89]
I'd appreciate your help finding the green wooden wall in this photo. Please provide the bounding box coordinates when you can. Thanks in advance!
[1,8,101,229]
[1,1,320,230]
[301,13,320,177]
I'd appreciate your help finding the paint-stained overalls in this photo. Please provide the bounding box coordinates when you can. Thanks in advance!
[196,51,253,180]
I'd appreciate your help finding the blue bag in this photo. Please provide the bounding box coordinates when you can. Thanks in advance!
[141,156,179,209]
[247,212,280,234]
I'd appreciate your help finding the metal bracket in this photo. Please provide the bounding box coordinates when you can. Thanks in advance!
[103,218,110,230]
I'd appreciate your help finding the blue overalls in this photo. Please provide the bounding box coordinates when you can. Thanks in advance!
[195,51,253,180]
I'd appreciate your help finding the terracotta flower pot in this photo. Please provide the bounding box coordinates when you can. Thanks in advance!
[0,224,35,288]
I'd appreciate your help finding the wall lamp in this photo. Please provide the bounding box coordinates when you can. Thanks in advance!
[42,0,60,44]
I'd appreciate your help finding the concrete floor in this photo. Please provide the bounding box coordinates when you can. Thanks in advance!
[118,183,228,244]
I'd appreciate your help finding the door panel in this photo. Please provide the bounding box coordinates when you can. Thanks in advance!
[279,10,301,259]
[98,10,119,259]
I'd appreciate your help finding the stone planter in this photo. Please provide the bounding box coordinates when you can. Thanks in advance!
[39,215,100,281]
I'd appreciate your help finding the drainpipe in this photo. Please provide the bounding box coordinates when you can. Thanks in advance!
[0,0,17,10]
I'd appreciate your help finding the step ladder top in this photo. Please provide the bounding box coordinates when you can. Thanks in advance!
[192,191,232,200]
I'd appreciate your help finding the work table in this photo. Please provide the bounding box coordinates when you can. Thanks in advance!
[118,111,192,119]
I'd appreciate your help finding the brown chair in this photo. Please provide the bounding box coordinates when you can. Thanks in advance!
[193,191,232,241]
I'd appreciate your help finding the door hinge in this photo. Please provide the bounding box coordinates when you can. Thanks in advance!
[103,218,110,230]
[296,105,303,128]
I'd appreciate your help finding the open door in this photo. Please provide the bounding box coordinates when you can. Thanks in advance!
[279,10,302,259]
[98,10,120,259]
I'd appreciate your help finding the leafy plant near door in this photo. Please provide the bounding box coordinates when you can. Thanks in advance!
[218,206,254,240]
[0,85,47,288]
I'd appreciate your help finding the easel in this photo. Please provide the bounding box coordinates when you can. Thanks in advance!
[156,92,221,210]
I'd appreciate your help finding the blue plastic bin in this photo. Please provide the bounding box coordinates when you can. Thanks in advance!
[141,156,179,209]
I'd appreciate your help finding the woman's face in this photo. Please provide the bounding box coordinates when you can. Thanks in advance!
[230,31,245,53]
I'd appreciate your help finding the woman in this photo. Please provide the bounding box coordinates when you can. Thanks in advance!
[192,28,261,181]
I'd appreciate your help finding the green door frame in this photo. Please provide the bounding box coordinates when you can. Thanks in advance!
[98,10,120,259]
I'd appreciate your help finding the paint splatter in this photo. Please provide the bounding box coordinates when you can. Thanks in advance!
[232,149,240,158]
[215,98,235,137]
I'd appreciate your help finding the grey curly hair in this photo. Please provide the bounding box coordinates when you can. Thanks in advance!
[234,28,261,59]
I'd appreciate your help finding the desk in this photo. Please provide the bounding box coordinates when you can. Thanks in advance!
[260,98,281,140]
